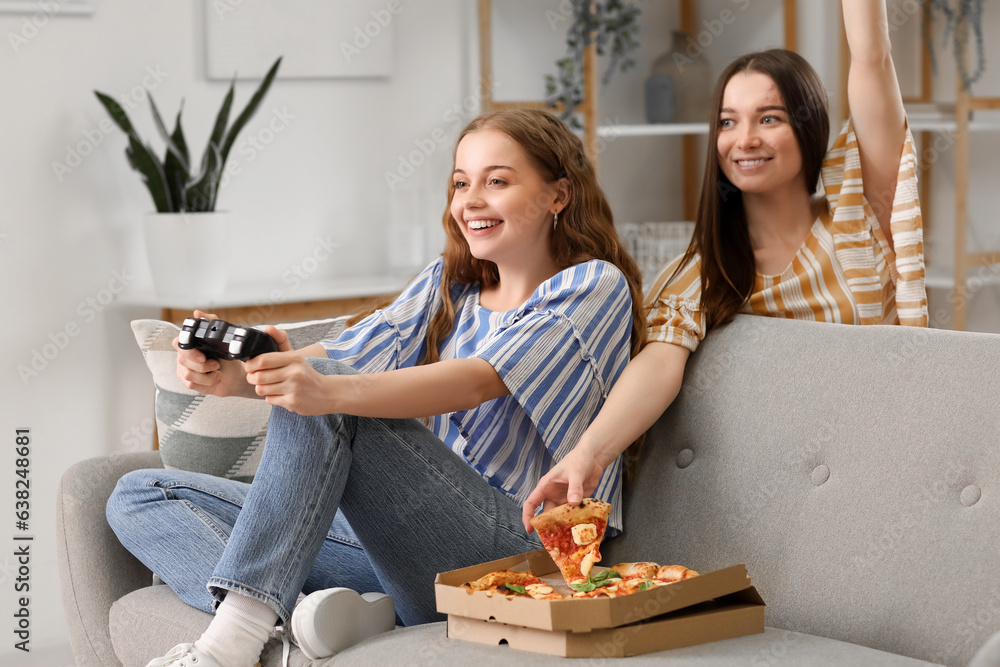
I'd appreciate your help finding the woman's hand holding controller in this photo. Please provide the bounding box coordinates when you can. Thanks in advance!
[244,328,334,416]
[173,310,260,399]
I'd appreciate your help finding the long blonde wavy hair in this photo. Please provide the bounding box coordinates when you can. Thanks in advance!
[352,109,649,474]
[426,108,646,363]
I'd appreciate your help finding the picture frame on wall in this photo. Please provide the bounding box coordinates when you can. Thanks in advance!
[205,0,394,80]
[0,0,93,14]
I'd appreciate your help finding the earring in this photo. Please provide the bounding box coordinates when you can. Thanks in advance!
[552,211,559,231]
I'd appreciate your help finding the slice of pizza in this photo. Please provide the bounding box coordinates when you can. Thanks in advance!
[462,570,564,600]
[530,498,611,584]
[599,562,700,596]
[653,564,699,584]
[610,562,660,581]
[607,562,662,596]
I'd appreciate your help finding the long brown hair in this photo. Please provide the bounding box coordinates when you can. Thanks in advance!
[427,108,646,365]
[670,49,830,332]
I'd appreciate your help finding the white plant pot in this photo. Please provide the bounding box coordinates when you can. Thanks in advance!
[143,211,231,301]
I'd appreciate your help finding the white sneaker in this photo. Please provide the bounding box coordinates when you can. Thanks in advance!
[290,588,395,659]
[145,642,222,667]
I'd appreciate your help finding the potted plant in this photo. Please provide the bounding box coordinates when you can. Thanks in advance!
[95,56,282,300]
[545,0,641,129]
[921,0,987,92]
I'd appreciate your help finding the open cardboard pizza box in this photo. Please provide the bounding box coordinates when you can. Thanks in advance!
[435,549,765,658]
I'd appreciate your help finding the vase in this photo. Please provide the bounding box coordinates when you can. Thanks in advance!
[143,211,231,301]
[645,31,712,124]
[644,71,673,124]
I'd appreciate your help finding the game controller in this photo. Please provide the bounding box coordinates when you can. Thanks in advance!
[178,318,279,361]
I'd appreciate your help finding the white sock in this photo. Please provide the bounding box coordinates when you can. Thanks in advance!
[195,592,279,667]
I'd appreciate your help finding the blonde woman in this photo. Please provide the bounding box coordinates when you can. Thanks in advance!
[107,109,645,667]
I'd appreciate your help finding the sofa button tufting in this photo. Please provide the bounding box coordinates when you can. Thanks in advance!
[811,465,830,486]
[677,448,694,468]
[960,484,981,507]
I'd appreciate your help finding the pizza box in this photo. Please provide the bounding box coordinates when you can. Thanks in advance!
[446,587,765,658]
[434,548,763,634]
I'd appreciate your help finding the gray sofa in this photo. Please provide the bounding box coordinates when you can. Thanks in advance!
[58,315,1000,666]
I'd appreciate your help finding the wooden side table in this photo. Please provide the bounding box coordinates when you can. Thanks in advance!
[158,294,387,326]
[123,275,408,325]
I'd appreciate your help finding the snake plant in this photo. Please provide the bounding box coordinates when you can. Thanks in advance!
[95,56,282,213]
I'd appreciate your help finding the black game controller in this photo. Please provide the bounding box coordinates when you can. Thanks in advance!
[178,318,279,361]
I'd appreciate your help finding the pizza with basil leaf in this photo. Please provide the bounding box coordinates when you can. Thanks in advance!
[569,563,700,598]
[461,500,698,600]
[462,569,564,600]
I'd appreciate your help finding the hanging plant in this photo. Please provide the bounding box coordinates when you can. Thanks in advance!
[922,0,986,92]
[544,0,642,129]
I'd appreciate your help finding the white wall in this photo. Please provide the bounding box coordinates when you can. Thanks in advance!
[0,0,472,654]
[0,0,997,657]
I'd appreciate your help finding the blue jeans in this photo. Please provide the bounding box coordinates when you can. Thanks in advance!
[107,358,541,626]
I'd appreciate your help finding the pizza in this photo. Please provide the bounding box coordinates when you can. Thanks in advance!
[462,569,564,600]
[462,500,698,601]
[652,564,699,583]
[569,562,699,598]
[529,498,611,584]
[610,562,660,580]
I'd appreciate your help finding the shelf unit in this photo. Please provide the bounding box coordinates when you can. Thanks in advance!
[478,0,798,221]
[952,30,1000,329]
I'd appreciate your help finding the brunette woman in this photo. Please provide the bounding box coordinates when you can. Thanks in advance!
[523,0,927,523]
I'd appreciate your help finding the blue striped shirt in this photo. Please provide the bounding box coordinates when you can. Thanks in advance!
[320,257,633,533]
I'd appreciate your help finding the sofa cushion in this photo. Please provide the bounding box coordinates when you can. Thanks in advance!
[604,315,1000,666]
[130,317,348,482]
[969,630,1000,667]
[112,586,939,666]
[335,624,940,666]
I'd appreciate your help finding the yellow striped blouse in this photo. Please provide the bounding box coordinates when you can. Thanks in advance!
[646,118,929,352]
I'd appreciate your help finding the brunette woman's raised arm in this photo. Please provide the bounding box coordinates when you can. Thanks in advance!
[842,0,907,239]
[522,341,690,531]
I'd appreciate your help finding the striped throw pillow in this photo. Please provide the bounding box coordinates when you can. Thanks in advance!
[130,317,349,482]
